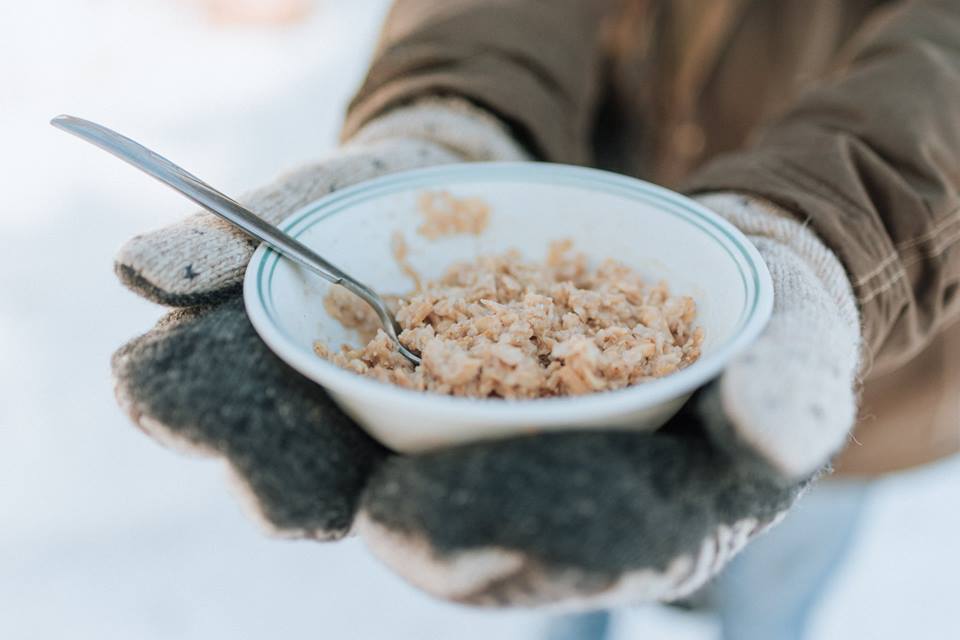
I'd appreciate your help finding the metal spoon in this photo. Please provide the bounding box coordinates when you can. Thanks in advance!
[51,115,421,365]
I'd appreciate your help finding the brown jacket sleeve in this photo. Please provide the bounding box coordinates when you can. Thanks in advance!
[342,0,618,164]
[684,0,960,373]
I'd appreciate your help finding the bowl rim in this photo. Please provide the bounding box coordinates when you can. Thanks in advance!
[243,162,773,422]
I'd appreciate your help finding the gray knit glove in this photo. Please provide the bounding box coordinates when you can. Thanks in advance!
[111,100,860,607]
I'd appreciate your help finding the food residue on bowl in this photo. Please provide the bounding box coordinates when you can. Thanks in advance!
[416,191,490,239]
[314,240,703,399]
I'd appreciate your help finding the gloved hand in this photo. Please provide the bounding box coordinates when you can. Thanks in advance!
[111,99,861,607]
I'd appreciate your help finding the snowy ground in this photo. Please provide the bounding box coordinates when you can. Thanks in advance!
[1,1,958,638]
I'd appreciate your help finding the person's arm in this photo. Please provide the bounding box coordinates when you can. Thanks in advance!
[684,0,960,374]
[342,0,620,164]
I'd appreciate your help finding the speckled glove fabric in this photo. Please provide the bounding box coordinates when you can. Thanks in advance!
[111,100,860,608]
[115,97,527,307]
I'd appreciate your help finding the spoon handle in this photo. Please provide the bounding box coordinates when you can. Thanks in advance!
[50,114,358,287]
[51,115,419,364]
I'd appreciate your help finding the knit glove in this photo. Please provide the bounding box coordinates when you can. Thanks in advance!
[111,100,860,607]
[354,194,861,606]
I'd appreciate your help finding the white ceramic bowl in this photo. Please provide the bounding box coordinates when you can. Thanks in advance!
[244,163,772,452]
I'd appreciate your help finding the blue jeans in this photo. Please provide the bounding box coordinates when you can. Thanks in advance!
[544,480,870,640]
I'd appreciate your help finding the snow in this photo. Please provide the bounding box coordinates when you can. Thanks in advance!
[1,1,957,638]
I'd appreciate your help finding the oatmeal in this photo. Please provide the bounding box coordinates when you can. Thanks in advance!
[315,240,703,399]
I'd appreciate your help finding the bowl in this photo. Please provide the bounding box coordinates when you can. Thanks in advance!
[243,162,773,452]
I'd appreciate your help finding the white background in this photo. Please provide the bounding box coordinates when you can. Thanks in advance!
[1,1,958,638]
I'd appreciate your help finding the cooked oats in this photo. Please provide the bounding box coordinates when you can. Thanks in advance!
[315,240,702,399]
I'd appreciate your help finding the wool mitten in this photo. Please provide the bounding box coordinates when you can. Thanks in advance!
[112,97,529,540]
[693,194,861,478]
[352,194,861,606]
[111,98,860,606]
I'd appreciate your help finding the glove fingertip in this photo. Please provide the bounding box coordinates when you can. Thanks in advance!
[715,349,851,481]
[356,509,535,605]
[114,259,241,307]
[225,461,355,542]
[113,214,253,307]
[110,309,225,458]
